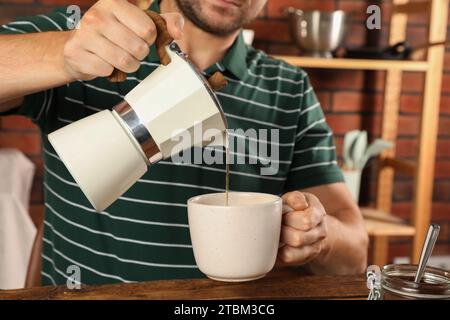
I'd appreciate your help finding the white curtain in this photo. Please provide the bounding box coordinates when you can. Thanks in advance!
[0,149,36,289]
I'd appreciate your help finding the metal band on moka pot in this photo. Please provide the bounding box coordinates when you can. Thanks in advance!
[112,100,162,164]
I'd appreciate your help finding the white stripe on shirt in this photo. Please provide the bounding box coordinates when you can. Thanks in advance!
[290,160,337,172]
[42,254,82,285]
[293,146,336,154]
[43,238,134,283]
[216,92,299,114]
[225,77,305,98]
[299,102,321,116]
[43,179,189,228]
[45,203,191,248]
[38,14,63,31]
[225,112,297,130]
[296,119,326,139]
[8,21,42,32]
[1,25,26,33]
[247,69,304,84]
[64,96,103,112]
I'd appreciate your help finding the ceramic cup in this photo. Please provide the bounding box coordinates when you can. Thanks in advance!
[187,192,282,282]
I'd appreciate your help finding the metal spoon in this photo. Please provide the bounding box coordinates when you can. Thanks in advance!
[414,224,440,283]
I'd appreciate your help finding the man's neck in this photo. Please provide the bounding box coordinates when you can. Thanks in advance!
[160,0,240,70]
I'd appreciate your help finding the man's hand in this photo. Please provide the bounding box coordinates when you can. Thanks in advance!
[63,0,184,81]
[277,191,328,266]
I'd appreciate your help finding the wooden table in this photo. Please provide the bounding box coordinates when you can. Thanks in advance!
[0,268,368,300]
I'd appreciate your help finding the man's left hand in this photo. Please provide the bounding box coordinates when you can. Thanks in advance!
[277,191,328,265]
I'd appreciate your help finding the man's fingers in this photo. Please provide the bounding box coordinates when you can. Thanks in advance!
[101,21,150,60]
[282,191,308,211]
[160,12,184,40]
[302,192,325,213]
[282,207,324,231]
[277,241,323,265]
[112,0,157,44]
[68,50,114,79]
[281,225,326,247]
[83,32,140,73]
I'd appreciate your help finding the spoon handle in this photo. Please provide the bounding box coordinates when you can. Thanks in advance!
[414,224,440,283]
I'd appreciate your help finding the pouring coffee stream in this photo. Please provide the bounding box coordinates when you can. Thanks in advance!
[225,135,230,206]
[48,10,230,212]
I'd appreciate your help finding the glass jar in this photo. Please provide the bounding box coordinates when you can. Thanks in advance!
[367,264,450,300]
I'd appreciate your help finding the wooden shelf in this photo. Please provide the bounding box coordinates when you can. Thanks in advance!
[361,207,416,237]
[381,158,416,175]
[365,219,416,237]
[361,207,405,224]
[273,56,429,72]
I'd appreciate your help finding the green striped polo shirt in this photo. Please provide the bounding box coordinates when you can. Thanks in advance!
[0,2,343,285]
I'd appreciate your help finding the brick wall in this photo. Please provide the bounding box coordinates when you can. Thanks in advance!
[1,0,449,262]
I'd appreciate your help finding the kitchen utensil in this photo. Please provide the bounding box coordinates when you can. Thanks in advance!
[359,139,393,169]
[414,224,440,283]
[343,129,361,169]
[286,7,348,58]
[48,11,228,212]
[343,40,449,61]
[342,170,362,201]
[351,131,367,169]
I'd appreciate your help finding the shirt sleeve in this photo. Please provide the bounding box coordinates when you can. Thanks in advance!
[284,72,344,192]
[0,8,73,130]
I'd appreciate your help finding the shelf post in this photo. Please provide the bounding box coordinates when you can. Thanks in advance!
[411,0,449,263]
[374,0,410,266]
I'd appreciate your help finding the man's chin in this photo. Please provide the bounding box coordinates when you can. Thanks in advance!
[201,21,241,35]
[176,0,244,36]
[200,11,242,33]
[206,3,242,20]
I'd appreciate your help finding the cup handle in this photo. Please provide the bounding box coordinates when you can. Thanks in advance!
[279,204,294,248]
[108,10,173,82]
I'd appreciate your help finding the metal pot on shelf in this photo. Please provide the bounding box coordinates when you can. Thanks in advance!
[286,7,348,58]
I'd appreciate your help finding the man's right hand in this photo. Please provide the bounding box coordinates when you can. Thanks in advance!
[63,0,184,81]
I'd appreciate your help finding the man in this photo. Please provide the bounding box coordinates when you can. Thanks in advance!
[0,0,368,285]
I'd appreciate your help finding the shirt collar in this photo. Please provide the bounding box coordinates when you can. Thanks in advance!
[147,0,248,80]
